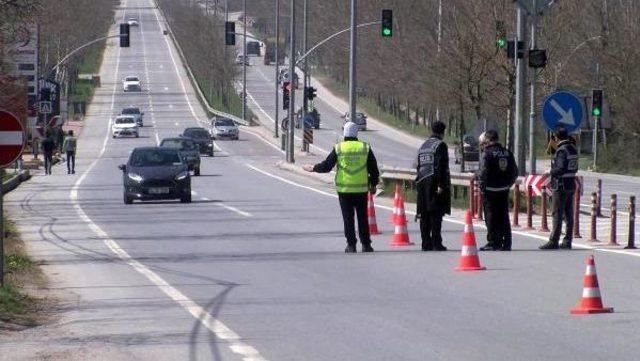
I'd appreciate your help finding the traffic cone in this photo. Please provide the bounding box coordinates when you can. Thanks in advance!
[367,192,382,235]
[455,210,486,271]
[390,183,401,222]
[570,255,614,314]
[389,196,414,247]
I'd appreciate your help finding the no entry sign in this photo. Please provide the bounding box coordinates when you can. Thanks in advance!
[0,110,25,167]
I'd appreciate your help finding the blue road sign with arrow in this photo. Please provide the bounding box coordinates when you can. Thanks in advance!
[542,90,584,133]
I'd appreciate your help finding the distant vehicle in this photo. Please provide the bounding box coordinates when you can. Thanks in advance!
[235,54,250,66]
[211,117,239,140]
[159,137,201,176]
[263,37,285,65]
[112,115,139,138]
[119,147,191,204]
[127,17,139,27]
[182,127,214,156]
[246,41,261,56]
[343,112,367,131]
[122,76,141,92]
[121,107,144,126]
[279,68,299,89]
[454,134,480,166]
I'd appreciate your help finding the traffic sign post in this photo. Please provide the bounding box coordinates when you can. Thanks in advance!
[541,90,585,133]
[0,109,26,287]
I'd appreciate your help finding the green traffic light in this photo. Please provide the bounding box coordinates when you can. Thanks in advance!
[593,108,601,116]
[497,38,506,48]
[382,28,392,37]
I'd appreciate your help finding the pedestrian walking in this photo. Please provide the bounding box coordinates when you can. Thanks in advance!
[303,122,380,253]
[476,130,518,251]
[41,134,55,175]
[415,121,451,251]
[539,126,579,250]
[62,130,77,174]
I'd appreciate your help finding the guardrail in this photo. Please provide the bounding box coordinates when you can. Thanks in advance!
[154,2,250,127]
[379,166,476,187]
[2,170,31,195]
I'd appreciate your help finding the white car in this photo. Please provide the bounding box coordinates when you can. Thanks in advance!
[127,17,139,27]
[112,115,139,138]
[123,76,141,92]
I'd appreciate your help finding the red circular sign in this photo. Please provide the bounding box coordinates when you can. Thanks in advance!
[0,110,25,167]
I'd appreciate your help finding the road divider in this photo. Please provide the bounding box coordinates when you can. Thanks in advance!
[608,194,618,246]
[538,186,550,233]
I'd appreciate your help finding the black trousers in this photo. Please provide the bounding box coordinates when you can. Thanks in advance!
[66,151,75,173]
[550,189,575,244]
[483,191,512,249]
[420,211,443,249]
[338,192,371,246]
[43,152,53,175]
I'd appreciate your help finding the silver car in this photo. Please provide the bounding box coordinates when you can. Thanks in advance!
[121,107,144,127]
[211,117,239,140]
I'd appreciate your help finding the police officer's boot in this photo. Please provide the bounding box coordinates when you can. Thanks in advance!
[345,244,357,253]
[362,244,374,253]
[559,240,572,249]
[538,241,559,250]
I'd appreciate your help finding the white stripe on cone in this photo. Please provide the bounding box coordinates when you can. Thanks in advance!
[464,224,474,233]
[585,265,597,275]
[461,245,478,256]
[0,131,23,145]
[394,225,407,234]
[582,287,601,298]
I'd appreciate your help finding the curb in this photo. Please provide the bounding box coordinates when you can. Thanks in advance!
[2,170,31,195]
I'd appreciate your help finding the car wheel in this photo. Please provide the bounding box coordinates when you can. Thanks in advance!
[181,191,192,203]
[112,135,116,138]
[194,167,200,176]
[124,193,133,204]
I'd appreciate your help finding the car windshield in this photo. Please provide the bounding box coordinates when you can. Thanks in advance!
[185,129,209,138]
[161,139,196,150]
[215,119,235,127]
[125,77,138,82]
[122,108,140,115]
[115,117,135,124]
[129,149,182,167]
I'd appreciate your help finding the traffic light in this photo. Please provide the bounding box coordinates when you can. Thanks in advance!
[225,21,236,46]
[304,86,317,101]
[528,49,547,68]
[505,40,525,59]
[592,89,603,117]
[495,20,506,49]
[119,23,130,47]
[381,9,393,37]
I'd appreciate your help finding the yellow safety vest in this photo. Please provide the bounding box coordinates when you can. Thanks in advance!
[335,141,369,193]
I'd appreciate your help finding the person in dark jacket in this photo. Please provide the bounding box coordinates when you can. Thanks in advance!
[477,130,518,251]
[41,134,56,175]
[303,122,380,253]
[539,126,579,250]
[415,121,451,251]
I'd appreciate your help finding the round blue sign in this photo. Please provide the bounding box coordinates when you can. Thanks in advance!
[541,90,584,133]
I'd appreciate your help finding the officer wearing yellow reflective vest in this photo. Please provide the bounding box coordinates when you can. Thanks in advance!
[304,122,380,253]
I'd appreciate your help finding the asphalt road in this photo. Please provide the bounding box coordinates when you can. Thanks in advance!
[3,1,640,360]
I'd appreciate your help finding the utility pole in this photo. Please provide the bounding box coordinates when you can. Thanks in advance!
[242,0,247,122]
[514,6,526,175]
[528,0,538,175]
[225,0,228,23]
[435,0,442,122]
[286,0,296,163]
[348,0,357,123]
[0,168,4,287]
[301,0,309,152]
[274,0,280,138]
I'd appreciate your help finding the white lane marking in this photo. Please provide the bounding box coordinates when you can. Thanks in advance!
[193,193,253,218]
[246,164,640,260]
[69,3,268,360]
[139,6,160,149]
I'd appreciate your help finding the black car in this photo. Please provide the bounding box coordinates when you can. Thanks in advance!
[183,127,214,156]
[159,137,202,176]
[119,147,191,204]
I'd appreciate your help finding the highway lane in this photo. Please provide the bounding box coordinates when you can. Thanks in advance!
[4,1,640,360]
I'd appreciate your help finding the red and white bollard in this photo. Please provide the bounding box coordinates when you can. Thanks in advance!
[589,192,599,242]
[538,186,550,232]
[596,179,603,217]
[470,178,476,219]
[523,185,534,230]
[573,183,582,238]
[608,194,618,246]
[512,184,520,228]
[625,196,636,249]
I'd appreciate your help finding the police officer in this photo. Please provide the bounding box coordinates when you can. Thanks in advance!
[303,122,380,253]
[539,126,579,250]
[477,130,518,251]
[415,121,451,251]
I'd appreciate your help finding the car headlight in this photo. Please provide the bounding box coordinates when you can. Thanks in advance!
[175,171,189,181]
[128,173,143,182]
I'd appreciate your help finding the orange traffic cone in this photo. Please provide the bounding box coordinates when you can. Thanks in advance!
[390,183,401,222]
[570,255,614,314]
[367,192,381,235]
[389,196,414,247]
[455,210,486,271]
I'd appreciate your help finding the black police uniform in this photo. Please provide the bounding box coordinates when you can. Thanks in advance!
[542,139,578,249]
[478,143,518,251]
[416,135,451,251]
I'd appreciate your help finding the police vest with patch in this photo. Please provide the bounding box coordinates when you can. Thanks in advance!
[551,140,578,190]
[334,141,370,193]
[417,137,442,183]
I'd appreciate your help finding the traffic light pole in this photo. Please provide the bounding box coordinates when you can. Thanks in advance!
[528,0,538,175]
[274,0,280,139]
[514,6,526,175]
[301,0,309,152]
[348,0,358,124]
[593,115,599,170]
[242,0,247,122]
[286,0,296,163]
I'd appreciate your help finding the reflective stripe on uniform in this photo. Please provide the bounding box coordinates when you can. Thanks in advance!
[485,186,510,192]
